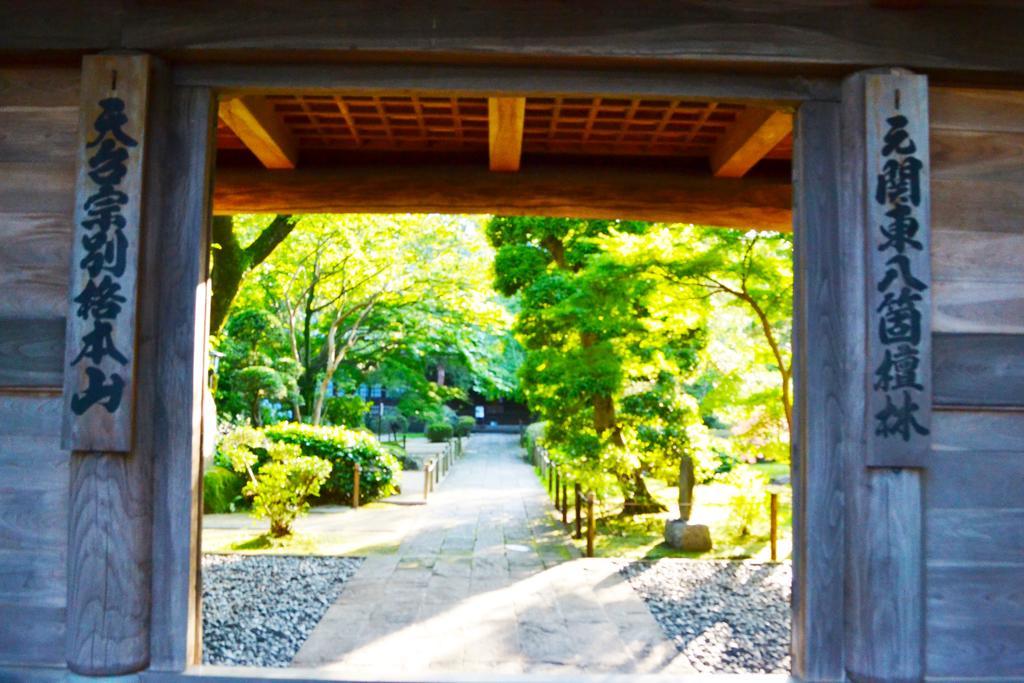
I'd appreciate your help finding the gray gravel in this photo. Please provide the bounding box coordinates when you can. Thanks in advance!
[621,559,791,674]
[202,554,362,667]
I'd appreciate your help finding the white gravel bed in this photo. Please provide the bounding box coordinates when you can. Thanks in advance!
[202,554,362,667]
[621,559,791,674]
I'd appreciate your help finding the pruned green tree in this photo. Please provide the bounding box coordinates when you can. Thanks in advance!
[488,216,712,514]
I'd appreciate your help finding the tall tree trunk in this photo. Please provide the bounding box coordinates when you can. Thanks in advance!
[620,470,667,515]
[209,214,296,334]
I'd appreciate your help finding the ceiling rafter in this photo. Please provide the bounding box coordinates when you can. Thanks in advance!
[710,107,792,178]
[217,95,298,169]
[488,97,526,172]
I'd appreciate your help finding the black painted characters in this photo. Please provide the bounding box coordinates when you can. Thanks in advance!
[70,97,137,416]
[873,114,928,441]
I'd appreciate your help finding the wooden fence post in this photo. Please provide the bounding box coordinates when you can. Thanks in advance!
[353,462,361,509]
[561,482,568,524]
[586,493,595,558]
[574,483,582,539]
[423,462,431,500]
[770,491,778,562]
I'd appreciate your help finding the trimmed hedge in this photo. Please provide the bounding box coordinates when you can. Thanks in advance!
[454,415,476,438]
[203,465,246,514]
[262,423,399,505]
[426,421,453,442]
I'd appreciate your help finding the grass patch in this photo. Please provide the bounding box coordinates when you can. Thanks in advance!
[536,465,792,561]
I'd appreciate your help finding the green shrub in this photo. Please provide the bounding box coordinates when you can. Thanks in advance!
[263,422,400,504]
[721,466,770,537]
[523,421,546,454]
[323,395,371,428]
[454,415,476,438]
[426,421,453,442]
[218,426,331,536]
[203,465,246,514]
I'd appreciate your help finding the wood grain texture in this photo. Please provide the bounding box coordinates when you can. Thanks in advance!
[0,109,77,163]
[711,107,792,178]
[790,99,845,681]
[217,95,296,169]
[213,164,793,231]
[138,79,215,672]
[0,66,79,109]
[927,622,1024,678]
[931,86,1024,133]
[488,97,525,172]
[932,178,1023,234]
[932,280,1024,334]
[176,62,837,105]
[931,130,1024,183]
[928,564,1024,625]
[926,451,1024,510]
[65,452,152,675]
[0,548,66,608]
[840,70,923,682]
[926,508,1024,565]
[0,319,64,388]
[933,228,1024,286]
[62,54,150,453]
[0,214,73,319]
[932,409,1024,453]
[113,2,1024,74]
[0,605,66,668]
[0,163,75,215]
[933,334,1024,408]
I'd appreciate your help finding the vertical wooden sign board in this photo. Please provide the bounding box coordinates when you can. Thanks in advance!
[62,55,150,453]
[863,72,931,468]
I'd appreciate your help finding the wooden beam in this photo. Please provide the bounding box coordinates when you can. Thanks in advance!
[711,107,792,178]
[488,97,525,172]
[213,164,793,232]
[217,95,297,169]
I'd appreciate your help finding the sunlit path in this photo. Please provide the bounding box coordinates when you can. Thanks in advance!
[291,433,695,676]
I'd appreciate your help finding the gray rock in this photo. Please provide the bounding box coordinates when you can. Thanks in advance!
[664,520,712,552]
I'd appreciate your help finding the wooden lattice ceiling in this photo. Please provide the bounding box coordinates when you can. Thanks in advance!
[216,93,792,175]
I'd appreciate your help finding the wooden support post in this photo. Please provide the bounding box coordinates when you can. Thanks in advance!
[838,69,927,682]
[352,462,360,509]
[423,463,431,501]
[561,482,568,525]
[488,96,525,172]
[586,493,596,558]
[548,465,553,495]
[554,468,560,506]
[770,492,778,562]
[574,483,582,539]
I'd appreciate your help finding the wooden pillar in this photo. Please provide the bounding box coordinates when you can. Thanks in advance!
[138,74,217,671]
[791,98,846,681]
[839,69,927,683]
[63,54,153,677]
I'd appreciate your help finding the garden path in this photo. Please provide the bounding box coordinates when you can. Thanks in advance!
[291,433,696,677]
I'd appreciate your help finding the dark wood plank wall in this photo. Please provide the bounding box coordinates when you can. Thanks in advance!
[0,66,77,668]
[926,87,1024,680]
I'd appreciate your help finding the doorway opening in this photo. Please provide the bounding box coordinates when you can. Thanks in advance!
[192,86,801,679]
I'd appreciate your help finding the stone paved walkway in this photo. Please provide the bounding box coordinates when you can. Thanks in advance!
[291,433,695,677]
